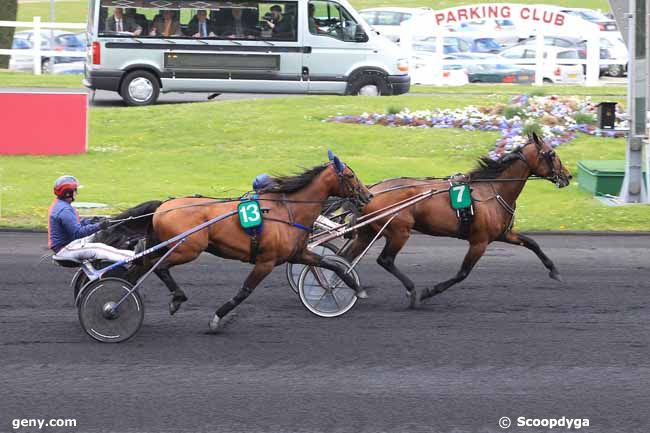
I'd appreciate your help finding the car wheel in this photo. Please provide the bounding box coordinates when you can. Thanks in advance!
[119,70,160,106]
[607,65,623,77]
[41,59,52,74]
[347,72,391,96]
[543,78,553,84]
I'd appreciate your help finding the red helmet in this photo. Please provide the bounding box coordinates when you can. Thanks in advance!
[53,175,79,198]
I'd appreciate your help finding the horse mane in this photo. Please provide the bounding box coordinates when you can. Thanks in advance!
[258,164,329,194]
[468,149,524,181]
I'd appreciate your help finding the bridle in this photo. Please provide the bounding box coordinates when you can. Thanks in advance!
[332,163,371,210]
[511,141,565,186]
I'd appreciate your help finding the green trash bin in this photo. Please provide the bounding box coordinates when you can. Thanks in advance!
[576,160,647,196]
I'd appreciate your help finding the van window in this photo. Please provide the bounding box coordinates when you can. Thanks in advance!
[308,0,366,42]
[98,0,298,41]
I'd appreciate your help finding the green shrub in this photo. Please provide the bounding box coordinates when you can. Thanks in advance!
[575,113,596,124]
[386,105,404,115]
[522,121,543,137]
[503,106,527,119]
[0,0,18,69]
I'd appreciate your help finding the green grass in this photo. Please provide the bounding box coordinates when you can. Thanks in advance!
[0,70,83,87]
[0,93,646,231]
[17,0,610,24]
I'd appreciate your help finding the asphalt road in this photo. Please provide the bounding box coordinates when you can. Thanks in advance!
[1,232,649,433]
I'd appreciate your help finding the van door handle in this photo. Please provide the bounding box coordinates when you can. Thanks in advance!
[302,67,309,79]
[302,46,312,53]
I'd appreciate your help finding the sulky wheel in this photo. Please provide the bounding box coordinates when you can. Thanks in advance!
[286,242,340,294]
[297,255,360,318]
[78,277,144,343]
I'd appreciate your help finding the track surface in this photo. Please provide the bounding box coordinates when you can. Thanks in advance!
[1,232,649,433]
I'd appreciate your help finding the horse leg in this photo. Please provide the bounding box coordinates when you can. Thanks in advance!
[376,230,417,304]
[498,230,562,281]
[419,241,488,305]
[154,265,188,315]
[208,260,274,332]
[293,249,368,299]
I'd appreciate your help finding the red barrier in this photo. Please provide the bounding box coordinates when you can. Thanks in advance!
[0,91,87,155]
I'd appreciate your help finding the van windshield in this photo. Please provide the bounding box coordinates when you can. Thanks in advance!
[98,0,299,41]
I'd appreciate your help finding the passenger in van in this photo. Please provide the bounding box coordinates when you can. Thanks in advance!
[149,9,182,37]
[105,7,143,35]
[187,10,217,38]
[307,3,322,34]
[221,8,257,38]
[125,8,149,34]
[264,5,294,39]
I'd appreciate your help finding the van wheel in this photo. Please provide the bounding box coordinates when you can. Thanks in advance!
[120,70,160,106]
[543,78,553,84]
[347,72,391,96]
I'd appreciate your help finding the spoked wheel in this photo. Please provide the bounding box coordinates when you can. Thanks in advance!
[297,255,360,318]
[286,242,340,294]
[78,278,144,343]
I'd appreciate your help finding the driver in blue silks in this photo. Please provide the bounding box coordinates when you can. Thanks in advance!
[48,175,135,263]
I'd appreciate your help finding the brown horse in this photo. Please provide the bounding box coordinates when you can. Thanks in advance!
[342,133,572,308]
[150,152,372,331]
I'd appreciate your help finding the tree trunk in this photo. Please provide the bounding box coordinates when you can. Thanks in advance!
[0,0,19,69]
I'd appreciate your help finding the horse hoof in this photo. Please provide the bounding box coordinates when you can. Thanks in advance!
[169,301,181,316]
[407,289,420,309]
[549,270,563,282]
[208,314,221,332]
[356,289,369,299]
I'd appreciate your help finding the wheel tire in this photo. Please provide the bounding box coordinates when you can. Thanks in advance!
[607,65,623,77]
[297,255,360,318]
[41,59,51,74]
[286,242,340,294]
[347,72,391,96]
[120,70,160,106]
[78,277,144,343]
[543,78,553,84]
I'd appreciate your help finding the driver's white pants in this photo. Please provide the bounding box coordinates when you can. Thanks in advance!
[54,235,135,263]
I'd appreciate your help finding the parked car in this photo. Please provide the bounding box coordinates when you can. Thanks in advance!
[359,7,432,42]
[8,37,34,72]
[599,32,628,77]
[518,36,610,75]
[498,45,585,83]
[411,36,462,55]
[451,19,531,46]
[466,63,535,84]
[12,30,86,73]
[443,36,502,54]
[560,8,618,31]
[411,55,468,85]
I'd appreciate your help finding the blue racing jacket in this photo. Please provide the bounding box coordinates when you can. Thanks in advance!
[48,198,102,252]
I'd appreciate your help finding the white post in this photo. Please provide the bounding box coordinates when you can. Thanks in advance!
[433,26,443,86]
[32,16,41,75]
[534,29,544,86]
[585,31,599,86]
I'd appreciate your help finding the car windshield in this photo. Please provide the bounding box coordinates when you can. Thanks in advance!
[577,10,608,21]
[475,38,500,50]
[57,34,85,47]
[12,38,31,49]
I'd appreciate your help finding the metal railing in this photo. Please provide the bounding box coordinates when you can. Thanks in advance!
[0,16,86,75]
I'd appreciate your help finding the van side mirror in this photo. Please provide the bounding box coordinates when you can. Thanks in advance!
[355,29,368,43]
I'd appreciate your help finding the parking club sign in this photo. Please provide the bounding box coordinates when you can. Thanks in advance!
[431,3,569,28]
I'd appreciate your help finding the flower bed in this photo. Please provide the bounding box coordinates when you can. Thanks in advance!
[326,94,627,159]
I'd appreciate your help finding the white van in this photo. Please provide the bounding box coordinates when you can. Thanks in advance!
[83,0,410,105]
